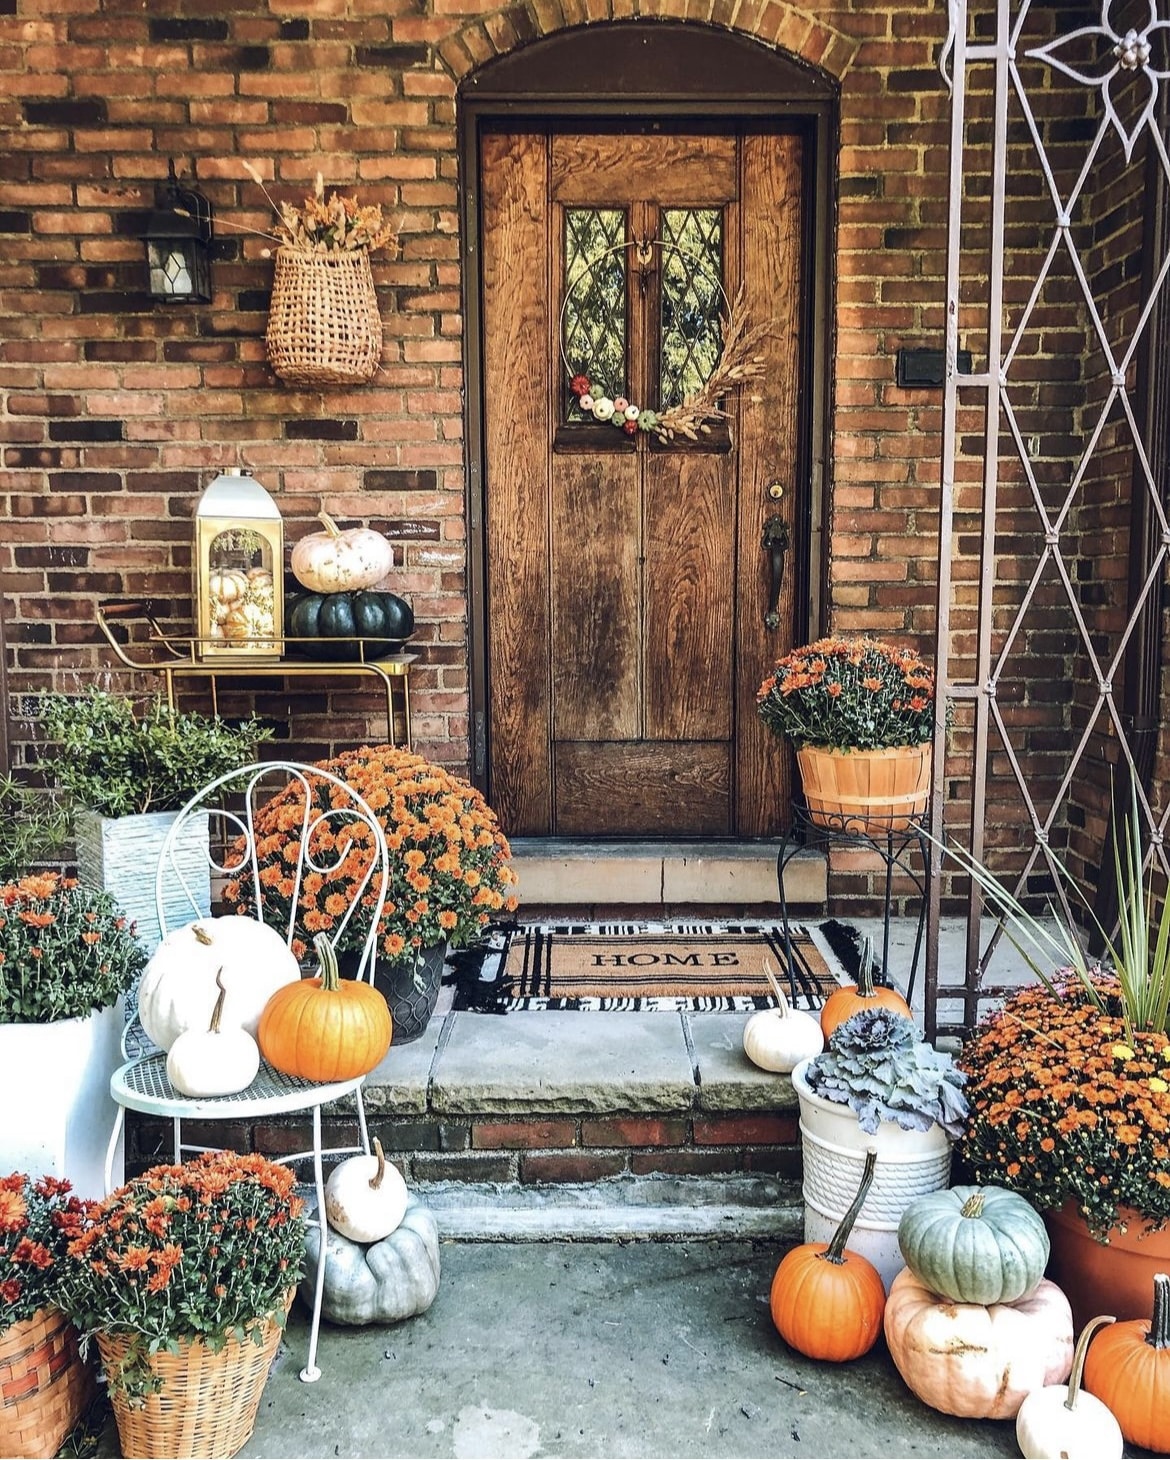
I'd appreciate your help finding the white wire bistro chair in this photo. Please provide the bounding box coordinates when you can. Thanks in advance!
[104,760,390,1382]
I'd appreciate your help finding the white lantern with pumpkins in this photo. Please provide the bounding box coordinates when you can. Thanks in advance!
[194,467,284,661]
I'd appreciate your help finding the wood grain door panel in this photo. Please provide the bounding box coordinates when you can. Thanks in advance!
[480,125,804,838]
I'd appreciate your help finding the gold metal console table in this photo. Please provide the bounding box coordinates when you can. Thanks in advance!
[97,600,415,748]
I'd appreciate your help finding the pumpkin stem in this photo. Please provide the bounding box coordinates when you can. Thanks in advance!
[959,1190,986,1219]
[1064,1314,1115,1411]
[314,932,340,992]
[317,510,342,539]
[856,937,876,998]
[762,961,790,1017]
[208,967,227,1034]
[193,924,213,947]
[369,1137,386,1191]
[1148,1272,1170,1350]
[821,1149,878,1266]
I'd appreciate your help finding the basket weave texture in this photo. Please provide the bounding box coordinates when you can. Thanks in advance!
[266,245,383,387]
[96,1291,292,1460]
[796,743,932,835]
[0,1305,95,1460]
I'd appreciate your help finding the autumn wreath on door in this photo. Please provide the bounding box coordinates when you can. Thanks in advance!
[757,637,936,835]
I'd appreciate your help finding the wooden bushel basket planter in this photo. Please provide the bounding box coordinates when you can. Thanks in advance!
[0,1306,95,1460]
[796,743,932,835]
[96,1293,292,1460]
[266,245,382,387]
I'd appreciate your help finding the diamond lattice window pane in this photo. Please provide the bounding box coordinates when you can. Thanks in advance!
[563,209,627,422]
[659,209,724,409]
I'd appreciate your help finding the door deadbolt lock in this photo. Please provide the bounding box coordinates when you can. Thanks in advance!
[766,481,785,501]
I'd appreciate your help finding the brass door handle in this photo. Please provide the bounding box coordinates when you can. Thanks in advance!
[762,515,789,630]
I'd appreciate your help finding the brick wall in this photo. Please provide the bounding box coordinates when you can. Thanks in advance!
[0,0,1157,908]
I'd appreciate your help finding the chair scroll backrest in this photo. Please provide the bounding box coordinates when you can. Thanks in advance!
[153,761,390,980]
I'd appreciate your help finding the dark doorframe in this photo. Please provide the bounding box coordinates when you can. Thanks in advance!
[457,22,838,800]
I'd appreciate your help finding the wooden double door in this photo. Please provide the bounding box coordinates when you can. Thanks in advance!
[478,124,807,838]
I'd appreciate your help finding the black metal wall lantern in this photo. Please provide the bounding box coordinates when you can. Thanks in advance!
[144,162,213,303]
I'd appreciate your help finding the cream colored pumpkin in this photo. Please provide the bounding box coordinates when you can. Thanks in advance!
[883,1268,1073,1420]
[138,917,301,1052]
[290,511,395,593]
[208,568,248,604]
[1016,1315,1123,1460]
[325,1138,408,1244]
[165,970,261,1097]
[742,965,824,1073]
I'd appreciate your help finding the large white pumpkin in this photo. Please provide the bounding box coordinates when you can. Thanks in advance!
[138,917,301,1052]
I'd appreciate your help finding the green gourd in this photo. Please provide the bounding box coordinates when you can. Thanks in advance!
[287,589,414,661]
[897,1184,1049,1306]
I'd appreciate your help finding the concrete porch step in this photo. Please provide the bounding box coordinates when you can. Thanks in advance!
[509,839,826,907]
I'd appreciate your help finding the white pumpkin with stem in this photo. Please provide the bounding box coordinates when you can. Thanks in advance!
[742,964,824,1073]
[137,916,301,1051]
[290,511,395,593]
[1016,1314,1123,1460]
[165,969,261,1097]
[325,1137,409,1244]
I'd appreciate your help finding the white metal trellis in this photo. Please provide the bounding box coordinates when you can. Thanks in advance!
[927,0,1170,1040]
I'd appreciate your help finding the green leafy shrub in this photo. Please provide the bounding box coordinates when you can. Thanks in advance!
[38,691,272,818]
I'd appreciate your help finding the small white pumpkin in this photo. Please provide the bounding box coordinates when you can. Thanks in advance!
[290,511,395,594]
[166,969,261,1097]
[1016,1314,1123,1460]
[325,1138,409,1244]
[138,916,301,1051]
[742,964,824,1073]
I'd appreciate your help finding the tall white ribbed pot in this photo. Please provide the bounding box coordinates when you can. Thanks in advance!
[791,1057,952,1292]
[74,807,211,955]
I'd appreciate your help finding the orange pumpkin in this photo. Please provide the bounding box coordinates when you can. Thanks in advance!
[819,939,911,1038]
[769,1149,886,1362]
[259,933,392,1082]
[1083,1272,1170,1455]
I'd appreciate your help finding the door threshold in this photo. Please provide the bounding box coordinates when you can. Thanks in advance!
[509,838,826,907]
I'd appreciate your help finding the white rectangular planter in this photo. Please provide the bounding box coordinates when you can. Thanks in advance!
[0,1002,125,1199]
[75,807,211,954]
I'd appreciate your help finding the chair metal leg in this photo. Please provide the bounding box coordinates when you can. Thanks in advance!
[104,1108,125,1195]
[300,1104,327,1383]
[356,1083,372,1156]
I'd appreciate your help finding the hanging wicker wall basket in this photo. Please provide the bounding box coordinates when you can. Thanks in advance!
[266,246,383,388]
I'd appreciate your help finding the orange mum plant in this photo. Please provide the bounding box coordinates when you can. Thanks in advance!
[756,636,935,751]
[223,746,518,965]
[0,1174,92,1327]
[56,1151,305,1402]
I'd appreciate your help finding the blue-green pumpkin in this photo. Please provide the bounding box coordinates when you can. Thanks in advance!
[287,589,414,661]
[896,1185,1049,1306]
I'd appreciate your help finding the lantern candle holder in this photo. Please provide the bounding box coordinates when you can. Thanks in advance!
[194,468,284,661]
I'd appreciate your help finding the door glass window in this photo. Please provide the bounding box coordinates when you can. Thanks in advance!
[563,208,627,422]
[659,208,724,408]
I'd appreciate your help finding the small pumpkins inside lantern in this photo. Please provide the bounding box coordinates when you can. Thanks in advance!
[194,467,284,660]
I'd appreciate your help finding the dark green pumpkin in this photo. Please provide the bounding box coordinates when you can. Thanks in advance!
[287,590,415,661]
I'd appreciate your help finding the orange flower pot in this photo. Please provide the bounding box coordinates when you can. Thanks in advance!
[1045,1201,1170,1331]
[796,743,931,835]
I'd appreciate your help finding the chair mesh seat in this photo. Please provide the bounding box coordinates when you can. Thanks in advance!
[111,1051,362,1118]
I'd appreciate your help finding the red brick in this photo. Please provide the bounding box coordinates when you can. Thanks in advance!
[580,1116,689,1148]
[472,1118,578,1150]
[520,1152,626,1184]
[692,1115,799,1147]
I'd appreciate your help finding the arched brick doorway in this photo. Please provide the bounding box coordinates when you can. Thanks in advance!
[459,23,836,840]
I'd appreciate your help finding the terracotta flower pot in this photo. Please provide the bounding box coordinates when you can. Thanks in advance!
[796,743,931,835]
[1045,1200,1170,1329]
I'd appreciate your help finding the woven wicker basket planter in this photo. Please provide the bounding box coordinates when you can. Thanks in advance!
[0,1306,95,1460]
[796,743,932,835]
[266,245,382,387]
[96,1292,292,1460]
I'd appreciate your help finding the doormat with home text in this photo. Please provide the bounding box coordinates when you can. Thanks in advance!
[446,921,843,1013]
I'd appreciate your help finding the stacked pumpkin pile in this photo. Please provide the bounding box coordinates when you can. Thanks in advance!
[286,511,415,661]
[746,970,1169,1459]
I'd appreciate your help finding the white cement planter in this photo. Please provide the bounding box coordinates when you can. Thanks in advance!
[75,807,211,955]
[0,1002,124,1200]
[792,1057,952,1292]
